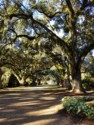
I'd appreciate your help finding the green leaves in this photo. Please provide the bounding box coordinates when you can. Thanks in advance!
[62,96,94,119]
[7,6,16,14]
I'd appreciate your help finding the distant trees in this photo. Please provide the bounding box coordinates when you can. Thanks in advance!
[82,52,94,77]
[81,52,94,90]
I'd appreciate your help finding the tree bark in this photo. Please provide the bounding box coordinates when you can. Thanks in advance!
[19,76,26,86]
[31,77,37,86]
[71,63,85,93]
[0,69,3,88]
[66,64,72,90]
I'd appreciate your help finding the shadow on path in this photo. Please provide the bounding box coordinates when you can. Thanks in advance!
[0,87,94,125]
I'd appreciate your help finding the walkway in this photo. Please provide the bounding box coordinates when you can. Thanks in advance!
[0,87,94,125]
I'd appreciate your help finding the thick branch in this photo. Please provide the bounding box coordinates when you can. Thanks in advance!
[32,18,71,54]
[36,9,63,18]
[0,62,14,67]
[79,43,94,62]
[15,34,35,40]
[65,0,74,17]
[8,12,71,54]
[9,14,32,19]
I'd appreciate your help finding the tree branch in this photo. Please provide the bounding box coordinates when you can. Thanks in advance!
[15,34,35,40]
[32,18,71,54]
[7,12,71,55]
[79,43,94,63]
[65,0,74,17]
[36,9,63,18]
[8,13,32,19]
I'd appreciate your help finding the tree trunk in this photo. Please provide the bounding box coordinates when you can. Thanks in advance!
[66,65,72,90]
[66,78,72,90]
[71,64,85,93]
[0,69,3,88]
[31,77,37,86]
[19,76,26,86]
[37,79,41,86]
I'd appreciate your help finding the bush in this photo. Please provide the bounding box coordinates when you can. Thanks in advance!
[62,96,94,119]
[82,77,94,90]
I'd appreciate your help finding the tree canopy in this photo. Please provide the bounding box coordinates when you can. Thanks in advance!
[0,0,94,92]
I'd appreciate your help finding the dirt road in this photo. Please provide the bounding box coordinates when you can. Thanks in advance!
[0,87,94,125]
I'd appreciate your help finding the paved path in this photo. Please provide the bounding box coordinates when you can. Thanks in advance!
[0,87,94,125]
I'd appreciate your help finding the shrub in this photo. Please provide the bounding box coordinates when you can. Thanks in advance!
[82,77,94,90]
[62,96,94,119]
